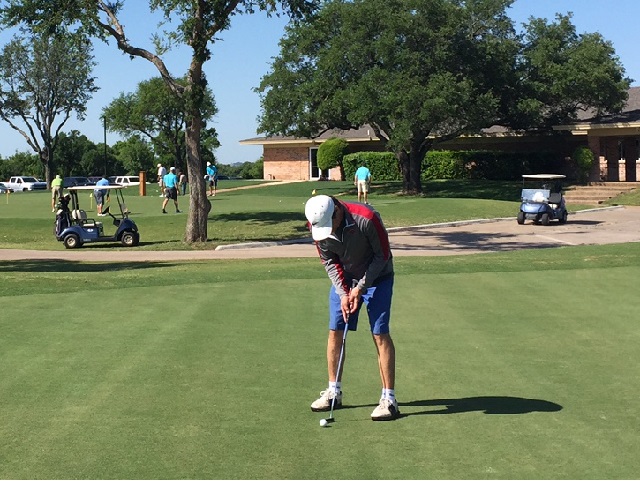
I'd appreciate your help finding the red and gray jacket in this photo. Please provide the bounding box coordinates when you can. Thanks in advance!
[312,200,393,298]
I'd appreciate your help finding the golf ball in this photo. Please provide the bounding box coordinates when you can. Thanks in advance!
[319,419,328,427]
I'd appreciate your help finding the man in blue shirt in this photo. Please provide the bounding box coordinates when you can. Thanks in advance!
[162,167,181,214]
[354,165,372,204]
[94,176,109,216]
[206,161,218,196]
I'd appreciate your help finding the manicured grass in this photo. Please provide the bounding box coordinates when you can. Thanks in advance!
[0,179,548,250]
[606,187,640,206]
[1,244,640,479]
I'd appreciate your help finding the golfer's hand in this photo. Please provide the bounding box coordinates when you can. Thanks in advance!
[347,287,362,314]
[340,296,351,322]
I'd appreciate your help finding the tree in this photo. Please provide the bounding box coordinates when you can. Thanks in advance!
[111,136,156,177]
[103,77,218,172]
[0,30,97,186]
[1,0,319,243]
[256,0,630,194]
[0,150,40,180]
[572,146,594,184]
[317,137,348,179]
[512,13,630,129]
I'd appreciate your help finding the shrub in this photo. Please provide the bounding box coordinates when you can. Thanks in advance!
[572,146,594,184]
[342,149,563,183]
[422,151,466,180]
[343,152,400,180]
[317,137,349,177]
[423,150,560,181]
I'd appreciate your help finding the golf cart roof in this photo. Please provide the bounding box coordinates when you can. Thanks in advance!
[522,174,566,180]
[67,185,125,191]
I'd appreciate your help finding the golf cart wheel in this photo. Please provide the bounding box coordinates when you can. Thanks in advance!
[121,231,139,247]
[559,211,568,224]
[517,212,525,225]
[63,233,82,249]
[540,213,550,226]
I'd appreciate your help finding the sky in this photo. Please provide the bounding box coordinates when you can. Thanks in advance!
[1,0,639,165]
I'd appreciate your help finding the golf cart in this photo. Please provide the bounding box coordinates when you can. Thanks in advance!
[517,174,568,226]
[54,185,140,249]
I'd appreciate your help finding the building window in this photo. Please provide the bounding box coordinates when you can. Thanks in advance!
[309,148,329,180]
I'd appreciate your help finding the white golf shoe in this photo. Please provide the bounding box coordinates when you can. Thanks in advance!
[310,389,342,412]
[371,397,400,421]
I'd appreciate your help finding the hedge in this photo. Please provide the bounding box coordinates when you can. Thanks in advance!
[343,150,561,181]
[343,152,399,180]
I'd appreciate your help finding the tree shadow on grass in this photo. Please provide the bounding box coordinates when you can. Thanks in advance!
[213,210,303,224]
[212,211,311,239]
[399,396,563,417]
[372,181,522,201]
[0,259,175,273]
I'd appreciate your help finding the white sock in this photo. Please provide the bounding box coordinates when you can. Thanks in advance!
[329,381,341,393]
[382,388,395,400]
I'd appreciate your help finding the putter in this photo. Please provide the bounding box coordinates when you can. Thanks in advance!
[325,310,350,425]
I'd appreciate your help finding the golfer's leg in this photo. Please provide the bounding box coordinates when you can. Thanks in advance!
[373,333,395,389]
[327,329,344,382]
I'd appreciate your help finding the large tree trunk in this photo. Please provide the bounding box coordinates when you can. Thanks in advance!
[397,147,424,194]
[40,148,51,188]
[408,146,423,194]
[398,150,410,192]
[183,54,211,243]
[184,120,211,243]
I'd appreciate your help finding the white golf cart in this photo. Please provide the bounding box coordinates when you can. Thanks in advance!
[517,174,568,226]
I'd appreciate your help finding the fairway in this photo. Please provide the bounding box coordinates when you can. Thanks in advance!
[1,245,640,479]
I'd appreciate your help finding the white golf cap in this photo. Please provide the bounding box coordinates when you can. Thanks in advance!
[170,166,176,171]
[206,161,211,166]
[157,163,162,167]
[305,195,335,241]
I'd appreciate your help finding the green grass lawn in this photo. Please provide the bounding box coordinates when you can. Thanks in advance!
[0,179,604,251]
[1,245,640,479]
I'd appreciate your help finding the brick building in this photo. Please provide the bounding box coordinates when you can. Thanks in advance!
[241,87,640,182]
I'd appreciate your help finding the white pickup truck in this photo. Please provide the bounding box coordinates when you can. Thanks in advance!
[5,176,48,191]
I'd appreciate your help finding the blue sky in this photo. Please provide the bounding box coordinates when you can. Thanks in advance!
[1,0,638,165]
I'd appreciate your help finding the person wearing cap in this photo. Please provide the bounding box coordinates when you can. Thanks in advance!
[305,194,398,421]
[93,176,110,216]
[157,163,167,196]
[161,167,181,214]
[50,174,63,212]
[206,161,218,196]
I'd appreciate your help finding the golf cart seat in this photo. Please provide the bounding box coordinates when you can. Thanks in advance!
[72,209,101,229]
[548,192,562,208]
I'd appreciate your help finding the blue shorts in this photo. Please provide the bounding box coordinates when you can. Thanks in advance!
[329,275,394,335]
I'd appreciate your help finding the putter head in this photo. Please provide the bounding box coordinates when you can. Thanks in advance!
[325,417,335,424]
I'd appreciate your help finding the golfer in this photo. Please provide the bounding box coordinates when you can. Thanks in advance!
[51,174,63,212]
[94,176,109,216]
[354,164,372,204]
[305,194,399,421]
[162,167,181,214]
[206,161,218,197]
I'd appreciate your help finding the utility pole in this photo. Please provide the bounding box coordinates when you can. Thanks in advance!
[103,116,108,177]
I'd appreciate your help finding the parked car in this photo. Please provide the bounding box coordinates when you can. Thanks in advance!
[4,176,48,191]
[63,176,94,188]
[111,175,143,186]
[0,182,14,194]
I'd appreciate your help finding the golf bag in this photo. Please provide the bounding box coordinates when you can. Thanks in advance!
[54,195,72,236]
